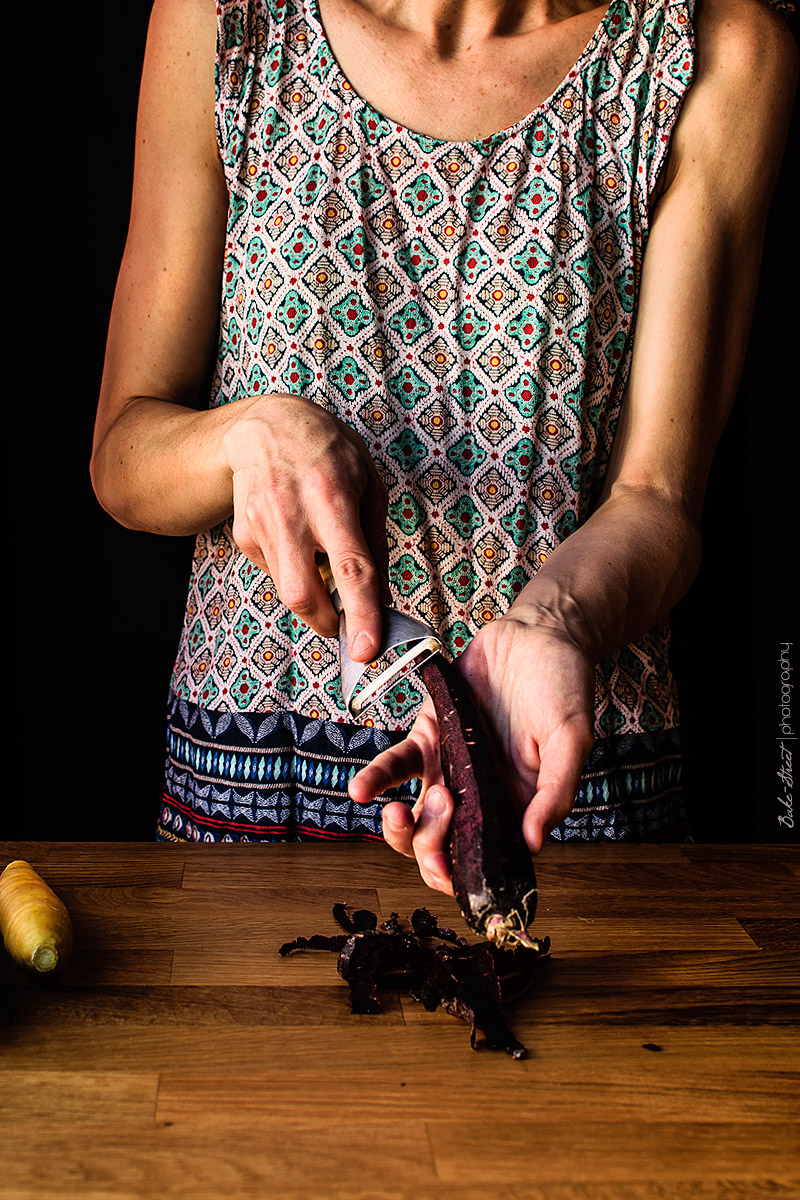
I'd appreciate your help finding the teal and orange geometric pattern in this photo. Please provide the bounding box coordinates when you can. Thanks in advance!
[161,0,696,841]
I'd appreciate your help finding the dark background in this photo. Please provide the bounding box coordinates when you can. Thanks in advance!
[11,2,798,843]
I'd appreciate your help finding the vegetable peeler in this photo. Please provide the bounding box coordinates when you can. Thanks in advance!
[317,554,443,719]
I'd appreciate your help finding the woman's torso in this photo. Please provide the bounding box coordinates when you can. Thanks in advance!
[170,0,693,741]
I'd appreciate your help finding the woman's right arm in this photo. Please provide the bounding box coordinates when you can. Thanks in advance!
[90,0,387,654]
[90,0,231,533]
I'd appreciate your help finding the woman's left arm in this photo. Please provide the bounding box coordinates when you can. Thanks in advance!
[350,0,798,890]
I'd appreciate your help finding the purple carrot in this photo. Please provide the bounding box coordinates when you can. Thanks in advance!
[419,654,538,949]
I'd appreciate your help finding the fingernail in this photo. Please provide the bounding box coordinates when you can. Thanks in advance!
[350,631,375,659]
[425,788,447,817]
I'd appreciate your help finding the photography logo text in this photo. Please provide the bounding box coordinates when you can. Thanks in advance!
[777,642,794,831]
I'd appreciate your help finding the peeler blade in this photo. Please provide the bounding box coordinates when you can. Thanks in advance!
[341,611,442,718]
[317,554,443,718]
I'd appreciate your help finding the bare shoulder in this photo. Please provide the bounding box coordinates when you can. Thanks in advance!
[664,0,797,210]
[143,0,218,69]
[692,0,798,111]
[134,0,220,170]
[148,0,218,32]
[696,0,798,55]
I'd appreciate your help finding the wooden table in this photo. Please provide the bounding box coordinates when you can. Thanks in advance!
[1,841,798,1200]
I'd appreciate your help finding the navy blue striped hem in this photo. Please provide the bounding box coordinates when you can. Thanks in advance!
[157,693,688,843]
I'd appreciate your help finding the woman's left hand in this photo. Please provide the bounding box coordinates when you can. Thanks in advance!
[348,616,596,893]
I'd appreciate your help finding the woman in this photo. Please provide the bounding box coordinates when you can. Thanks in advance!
[91,0,796,888]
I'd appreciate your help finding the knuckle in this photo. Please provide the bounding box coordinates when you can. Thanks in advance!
[382,821,414,859]
[232,508,274,565]
[231,521,258,560]
[333,553,376,588]
[304,463,333,494]
[279,588,318,619]
[314,465,366,508]
[257,487,295,529]
[236,492,270,536]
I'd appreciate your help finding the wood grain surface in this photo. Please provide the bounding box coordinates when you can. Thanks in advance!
[0,841,798,1200]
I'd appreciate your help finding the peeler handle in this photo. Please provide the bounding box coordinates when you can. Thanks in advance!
[315,552,344,615]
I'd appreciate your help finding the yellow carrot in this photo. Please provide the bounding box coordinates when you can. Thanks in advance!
[0,860,73,973]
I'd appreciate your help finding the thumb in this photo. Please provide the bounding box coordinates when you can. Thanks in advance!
[520,722,592,852]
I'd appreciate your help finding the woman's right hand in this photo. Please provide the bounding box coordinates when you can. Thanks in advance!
[89,1,387,661]
[222,392,389,660]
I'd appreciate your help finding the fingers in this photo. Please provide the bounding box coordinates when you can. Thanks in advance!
[315,468,387,661]
[357,757,454,895]
[380,800,415,856]
[521,785,563,855]
[405,785,455,895]
[233,485,340,637]
[226,395,388,646]
[233,485,383,648]
[349,706,453,895]
[521,719,594,852]
[327,548,383,662]
[276,548,340,639]
[348,729,428,807]
[380,791,454,896]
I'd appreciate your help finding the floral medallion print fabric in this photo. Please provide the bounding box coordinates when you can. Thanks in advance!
[159,0,696,842]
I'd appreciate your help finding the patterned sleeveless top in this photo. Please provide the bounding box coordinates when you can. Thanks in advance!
[160,0,696,844]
